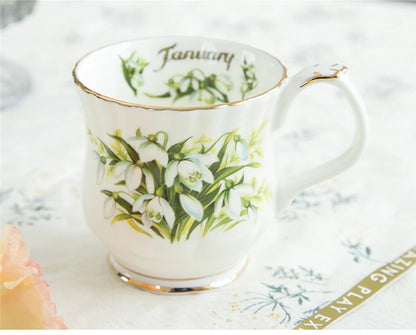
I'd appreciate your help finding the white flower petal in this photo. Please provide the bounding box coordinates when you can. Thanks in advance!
[225,189,242,220]
[177,161,203,192]
[180,177,202,192]
[179,194,203,221]
[198,164,214,184]
[214,192,225,217]
[179,78,189,92]
[103,197,116,219]
[125,165,142,192]
[236,141,249,161]
[113,161,131,178]
[159,197,175,226]
[191,78,199,91]
[133,194,154,213]
[186,153,218,166]
[147,197,164,217]
[142,168,155,194]
[192,70,204,81]
[201,89,215,104]
[247,206,257,224]
[177,160,197,177]
[141,213,154,229]
[96,161,105,185]
[165,160,179,187]
[139,142,168,167]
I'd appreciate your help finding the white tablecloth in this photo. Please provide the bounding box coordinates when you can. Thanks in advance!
[1,0,415,329]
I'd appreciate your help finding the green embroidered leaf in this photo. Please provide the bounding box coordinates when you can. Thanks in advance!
[108,134,139,163]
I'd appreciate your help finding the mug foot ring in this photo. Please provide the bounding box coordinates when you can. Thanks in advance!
[107,254,248,294]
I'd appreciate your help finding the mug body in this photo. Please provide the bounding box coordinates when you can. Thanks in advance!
[73,37,287,290]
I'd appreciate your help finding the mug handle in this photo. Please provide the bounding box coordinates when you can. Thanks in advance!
[273,63,368,213]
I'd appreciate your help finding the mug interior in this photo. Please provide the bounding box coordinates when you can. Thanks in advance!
[73,37,286,108]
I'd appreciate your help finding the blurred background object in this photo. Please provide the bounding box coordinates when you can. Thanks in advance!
[0,0,36,110]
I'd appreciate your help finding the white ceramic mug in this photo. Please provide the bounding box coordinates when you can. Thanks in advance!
[73,36,367,293]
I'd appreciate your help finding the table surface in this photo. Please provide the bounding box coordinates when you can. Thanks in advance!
[1,0,415,330]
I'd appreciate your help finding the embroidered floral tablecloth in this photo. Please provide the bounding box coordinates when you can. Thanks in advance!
[1,1,415,329]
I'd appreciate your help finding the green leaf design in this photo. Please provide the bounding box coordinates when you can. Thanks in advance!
[108,134,140,163]
[113,194,133,213]
[120,53,149,96]
[90,123,269,242]
[120,57,137,95]
[144,68,233,105]
[99,139,120,161]
[111,213,131,224]
[201,204,216,237]
[126,218,152,237]
[213,162,260,184]
[150,226,165,239]
[240,58,258,99]
[101,190,113,197]
[144,92,171,99]
[151,220,171,239]
[167,136,192,155]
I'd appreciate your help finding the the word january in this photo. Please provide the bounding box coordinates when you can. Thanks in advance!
[155,43,235,71]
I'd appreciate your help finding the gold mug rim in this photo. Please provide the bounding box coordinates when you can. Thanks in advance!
[72,36,288,111]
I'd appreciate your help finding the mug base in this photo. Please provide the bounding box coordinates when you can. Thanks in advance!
[107,254,248,294]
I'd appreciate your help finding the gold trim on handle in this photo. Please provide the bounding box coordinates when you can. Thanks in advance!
[300,64,348,88]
